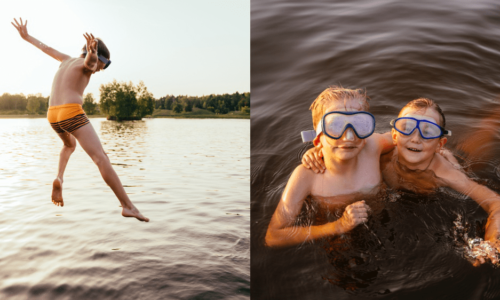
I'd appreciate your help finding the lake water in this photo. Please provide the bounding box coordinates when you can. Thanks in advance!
[0,118,249,299]
[251,1,500,299]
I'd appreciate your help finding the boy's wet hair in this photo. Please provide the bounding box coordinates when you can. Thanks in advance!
[80,38,110,59]
[309,86,369,129]
[399,98,446,128]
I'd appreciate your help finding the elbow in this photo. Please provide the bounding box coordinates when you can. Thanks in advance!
[83,64,95,73]
[265,230,280,248]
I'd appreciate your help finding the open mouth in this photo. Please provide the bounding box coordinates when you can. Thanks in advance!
[407,147,422,152]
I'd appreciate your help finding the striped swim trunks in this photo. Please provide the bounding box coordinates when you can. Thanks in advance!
[47,104,90,134]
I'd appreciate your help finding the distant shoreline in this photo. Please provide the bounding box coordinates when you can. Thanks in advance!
[0,107,250,120]
[0,114,250,120]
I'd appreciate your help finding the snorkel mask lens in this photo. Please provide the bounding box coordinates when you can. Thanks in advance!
[391,117,451,139]
[322,111,376,139]
[300,111,376,143]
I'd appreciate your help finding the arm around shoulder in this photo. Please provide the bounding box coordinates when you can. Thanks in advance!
[372,132,395,155]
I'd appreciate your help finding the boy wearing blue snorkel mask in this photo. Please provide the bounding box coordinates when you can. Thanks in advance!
[303,98,500,265]
[11,18,148,222]
[387,98,500,265]
[265,87,394,247]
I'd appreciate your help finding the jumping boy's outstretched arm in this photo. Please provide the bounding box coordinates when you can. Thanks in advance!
[11,18,70,62]
[265,166,370,247]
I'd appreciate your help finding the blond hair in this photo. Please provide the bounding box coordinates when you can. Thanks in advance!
[309,86,369,129]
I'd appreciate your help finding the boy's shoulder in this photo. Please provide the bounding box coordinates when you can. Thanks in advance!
[58,57,82,69]
[432,153,466,186]
[288,164,318,189]
[280,164,317,205]
[291,164,316,181]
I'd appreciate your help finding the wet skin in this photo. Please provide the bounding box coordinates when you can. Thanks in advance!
[304,105,500,264]
[266,100,394,247]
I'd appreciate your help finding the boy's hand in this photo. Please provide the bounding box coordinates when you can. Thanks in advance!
[11,18,29,40]
[83,32,98,55]
[338,200,370,232]
[470,239,500,266]
[301,147,325,173]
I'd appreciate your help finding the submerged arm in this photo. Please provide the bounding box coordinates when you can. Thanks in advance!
[445,169,500,241]
[11,18,70,62]
[265,166,369,247]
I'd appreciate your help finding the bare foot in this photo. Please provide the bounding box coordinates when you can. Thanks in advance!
[51,178,64,207]
[122,206,149,222]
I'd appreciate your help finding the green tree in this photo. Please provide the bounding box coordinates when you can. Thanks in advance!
[172,102,183,113]
[26,95,40,114]
[100,80,138,120]
[184,101,193,112]
[241,106,250,114]
[136,81,155,117]
[82,93,97,115]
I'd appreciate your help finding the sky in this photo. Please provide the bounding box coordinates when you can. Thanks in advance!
[1,0,250,100]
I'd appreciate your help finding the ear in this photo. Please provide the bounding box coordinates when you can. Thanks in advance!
[391,128,398,145]
[313,133,322,147]
[436,137,447,152]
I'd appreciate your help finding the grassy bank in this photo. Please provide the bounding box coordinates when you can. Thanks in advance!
[0,111,107,119]
[150,108,250,119]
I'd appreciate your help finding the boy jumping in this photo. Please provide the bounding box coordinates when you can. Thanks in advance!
[12,18,149,222]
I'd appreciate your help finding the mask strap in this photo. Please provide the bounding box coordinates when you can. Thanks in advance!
[300,122,322,143]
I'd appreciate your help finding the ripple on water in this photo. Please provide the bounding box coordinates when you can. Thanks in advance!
[0,118,249,299]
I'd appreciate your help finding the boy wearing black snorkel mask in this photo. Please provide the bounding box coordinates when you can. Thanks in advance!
[11,18,148,222]
[303,98,500,265]
[265,86,394,247]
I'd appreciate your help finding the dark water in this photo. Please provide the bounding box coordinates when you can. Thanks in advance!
[251,1,500,299]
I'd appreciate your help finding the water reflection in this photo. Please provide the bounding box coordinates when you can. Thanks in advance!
[0,118,250,299]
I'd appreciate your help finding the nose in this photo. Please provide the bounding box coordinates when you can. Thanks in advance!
[409,128,422,143]
[343,128,355,141]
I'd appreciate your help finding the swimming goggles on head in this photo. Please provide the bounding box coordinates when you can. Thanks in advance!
[301,111,376,143]
[390,117,451,139]
[82,41,111,70]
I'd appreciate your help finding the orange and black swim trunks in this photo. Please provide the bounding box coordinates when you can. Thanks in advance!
[47,104,90,134]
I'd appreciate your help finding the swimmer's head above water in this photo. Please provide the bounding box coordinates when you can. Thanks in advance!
[306,86,373,161]
[391,98,451,168]
[80,38,111,72]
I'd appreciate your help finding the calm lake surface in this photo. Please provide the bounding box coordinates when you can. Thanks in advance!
[252,1,500,299]
[0,118,249,300]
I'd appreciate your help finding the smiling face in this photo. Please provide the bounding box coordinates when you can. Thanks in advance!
[392,106,447,169]
[314,101,367,162]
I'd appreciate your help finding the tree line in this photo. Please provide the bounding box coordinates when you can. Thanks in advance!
[0,93,49,113]
[0,82,250,117]
[157,92,250,114]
